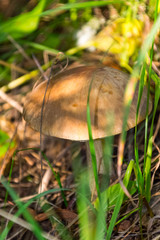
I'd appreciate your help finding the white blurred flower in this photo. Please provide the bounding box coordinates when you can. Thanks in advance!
[76,17,104,51]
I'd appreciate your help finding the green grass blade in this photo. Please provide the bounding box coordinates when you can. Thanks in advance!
[4,153,15,205]
[9,148,67,207]
[145,74,160,201]
[134,64,146,195]
[86,75,100,201]
[1,177,46,240]
[118,12,160,178]
[41,1,125,17]
[107,160,134,240]
[0,188,67,240]
[144,0,159,202]
[21,41,59,55]
[41,151,68,207]
[93,126,114,239]
[77,171,91,240]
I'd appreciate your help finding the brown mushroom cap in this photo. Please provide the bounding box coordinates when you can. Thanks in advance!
[23,66,152,141]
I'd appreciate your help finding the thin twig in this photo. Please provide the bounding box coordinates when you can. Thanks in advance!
[119,177,136,207]
[6,227,24,240]
[0,59,28,74]
[0,209,58,240]
[151,142,160,190]
[32,54,48,81]
[38,144,71,194]
[39,53,68,192]
[38,168,53,193]
[39,65,54,194]
[153,114,160,142]
[8,35,31,61]
[152,60,160,76]
[0,89,23,113]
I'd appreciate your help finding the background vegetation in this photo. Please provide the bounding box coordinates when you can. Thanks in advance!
[0,0,160,239]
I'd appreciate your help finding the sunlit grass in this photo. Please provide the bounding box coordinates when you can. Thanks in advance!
[86,1,160,239]
[0,0,160,239]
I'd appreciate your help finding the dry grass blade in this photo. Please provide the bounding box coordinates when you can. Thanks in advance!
[8,35,31,61]
[0,209,58,240]
[0,60,28,74]
[0,61,52,92]
[0,89,23,113]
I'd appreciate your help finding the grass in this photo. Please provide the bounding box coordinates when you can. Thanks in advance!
[1,176,69,240]
[85,0,160,238]
[0,0,160,239]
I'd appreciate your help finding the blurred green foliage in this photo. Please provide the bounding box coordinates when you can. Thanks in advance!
[0,0,46,42]
[0,130,15,158]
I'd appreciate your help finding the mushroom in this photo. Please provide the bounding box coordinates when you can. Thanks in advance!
[23,66,152,195]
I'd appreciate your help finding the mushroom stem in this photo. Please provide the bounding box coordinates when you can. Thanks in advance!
[86,139,104,199]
